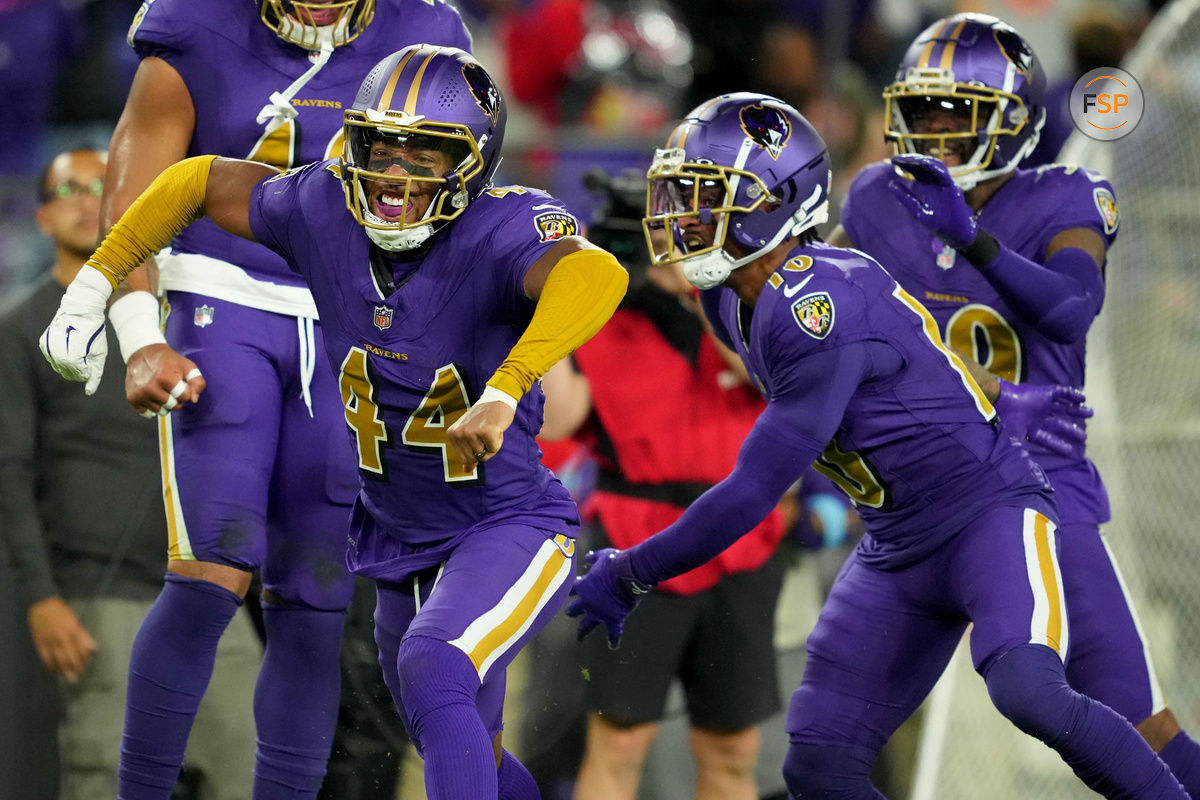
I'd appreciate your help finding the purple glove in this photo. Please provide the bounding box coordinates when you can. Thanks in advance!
[888,154,978,249]
[565,548,653,648]
[995,380,1094,458]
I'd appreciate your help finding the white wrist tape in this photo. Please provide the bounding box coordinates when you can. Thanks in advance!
[479,384,519,411]
[109,291,166,363]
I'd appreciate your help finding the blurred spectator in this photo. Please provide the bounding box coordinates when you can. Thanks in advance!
[0,148,261,800]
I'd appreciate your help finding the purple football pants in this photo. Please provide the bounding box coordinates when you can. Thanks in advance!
[373,525,576,800]
[161,292,357,610]
[784,504,1187,799]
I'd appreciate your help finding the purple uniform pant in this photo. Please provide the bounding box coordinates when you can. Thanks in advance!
[160,292,357,610]
[1060,521,1163,724]
[788,505,1065,750]
[373,524,577,747]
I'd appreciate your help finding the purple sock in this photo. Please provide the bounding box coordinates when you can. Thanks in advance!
[1160,730,1200,797]
[253,603,345,800]
[397,635,496,800]
[119,573,242,800]
[986,644,1187,799]
[499,749,541,800]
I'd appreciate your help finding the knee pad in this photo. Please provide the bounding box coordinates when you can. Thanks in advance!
[783,739,882,800]
[985,643,1077,743]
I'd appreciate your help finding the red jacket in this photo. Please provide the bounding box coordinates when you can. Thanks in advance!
[573,305,785,595]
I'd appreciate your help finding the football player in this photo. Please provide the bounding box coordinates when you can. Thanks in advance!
[90,2,470,798]
[567,92,1189,798]
[41,45,626,800]
[832,13,1200,794]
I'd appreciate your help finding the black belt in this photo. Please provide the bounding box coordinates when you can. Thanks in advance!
[594,473,713,508]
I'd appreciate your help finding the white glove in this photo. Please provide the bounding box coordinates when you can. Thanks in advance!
[39,265,113,395]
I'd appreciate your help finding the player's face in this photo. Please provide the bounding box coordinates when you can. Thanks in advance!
[676,179,723,253]
[36,150,106,257]
[363,138,456,224]
[906,99,977,166]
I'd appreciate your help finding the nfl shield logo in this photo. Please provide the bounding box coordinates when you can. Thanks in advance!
[193,304,214,328]
[373,305,393,331]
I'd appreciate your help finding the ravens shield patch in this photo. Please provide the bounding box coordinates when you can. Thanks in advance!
[533,211,579,242]
[792,292,834,339]
[1093,187,1119,235]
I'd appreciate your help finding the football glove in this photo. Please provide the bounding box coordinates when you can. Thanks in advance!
[566,548,653,649]
[39,265,112,395]
[996,380,1093,458]
[888,153,978,250]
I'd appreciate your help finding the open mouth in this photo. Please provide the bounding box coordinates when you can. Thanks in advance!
[373,191,413,221]
[297,4,342,25]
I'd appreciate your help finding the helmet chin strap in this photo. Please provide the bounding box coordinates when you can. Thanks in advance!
[360,185,439,252]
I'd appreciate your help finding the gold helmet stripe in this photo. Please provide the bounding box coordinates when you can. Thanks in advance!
[378,48,421,111]
[404,48,443,115]
[939,19,969,70]
[917,19,950,68]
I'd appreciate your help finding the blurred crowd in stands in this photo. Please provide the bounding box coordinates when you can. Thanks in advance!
[0,0,1160,297]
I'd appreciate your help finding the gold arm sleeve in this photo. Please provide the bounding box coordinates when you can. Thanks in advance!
[487,249,628,400]
[87,155,218,290]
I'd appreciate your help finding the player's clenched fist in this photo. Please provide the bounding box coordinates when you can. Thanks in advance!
[39,265,112,395]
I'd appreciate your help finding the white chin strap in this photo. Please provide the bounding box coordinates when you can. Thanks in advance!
[364,214,434,252]
[277,15,352,50]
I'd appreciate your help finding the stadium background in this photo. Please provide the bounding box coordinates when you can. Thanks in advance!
[2,0,1194,798]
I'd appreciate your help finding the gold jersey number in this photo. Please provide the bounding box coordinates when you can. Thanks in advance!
[339,348,478,481]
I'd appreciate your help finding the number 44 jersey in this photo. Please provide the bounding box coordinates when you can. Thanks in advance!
[249,161,580,564]
[842,161,1119,525]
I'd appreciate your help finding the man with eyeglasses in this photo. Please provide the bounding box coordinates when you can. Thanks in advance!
[0,148,262,800]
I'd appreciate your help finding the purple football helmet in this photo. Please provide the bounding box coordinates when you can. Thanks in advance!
[260,0,375,50]
[341,45,506,251]
[643,93,831,289]
[884,13,1046,191]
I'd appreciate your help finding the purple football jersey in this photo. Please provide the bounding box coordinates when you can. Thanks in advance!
[128,0,471,288]
[248,162,580,552]
[704,243,1053,569]
[842,161,1118,523]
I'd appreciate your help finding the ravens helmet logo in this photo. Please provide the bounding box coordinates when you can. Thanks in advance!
[739,103,792,160]
[463,63,502,124]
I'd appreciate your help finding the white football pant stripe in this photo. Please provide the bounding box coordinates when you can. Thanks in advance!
[1022,508,1067,658]
[449,534,574,681]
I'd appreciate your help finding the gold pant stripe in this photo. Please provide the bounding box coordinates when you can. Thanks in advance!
[449,535,574,681]
[158,414,193,560]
